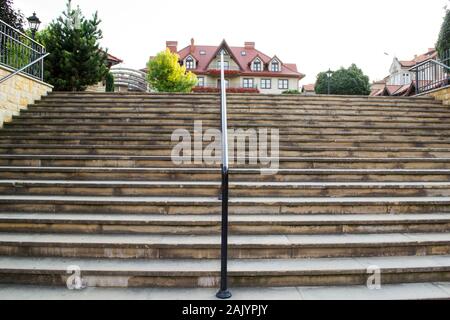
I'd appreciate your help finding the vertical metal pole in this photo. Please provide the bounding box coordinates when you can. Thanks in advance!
[327,76,330,95]
[216,50,232,300]
[415,68,419,95]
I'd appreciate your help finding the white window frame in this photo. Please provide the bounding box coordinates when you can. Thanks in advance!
[252,58,262,72]
[271,59,280,72]
[261,79,272,89]
[197,77,205,87]
[278,79,289,90]
[185,56,195,69]
[243,78,254,88]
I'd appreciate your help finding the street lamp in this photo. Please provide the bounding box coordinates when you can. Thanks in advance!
[326,69,333,95]
[27,12,41,40]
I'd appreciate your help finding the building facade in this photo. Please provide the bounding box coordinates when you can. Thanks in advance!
[163,39,304,94]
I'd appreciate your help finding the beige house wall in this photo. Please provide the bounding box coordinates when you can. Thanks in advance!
[0,65,53,128]
[198,75,299,94]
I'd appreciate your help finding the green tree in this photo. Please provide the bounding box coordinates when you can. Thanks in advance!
[39,0,108,91]
[147,49,197,92]
[105,72,114,92]
[436,7,450,58]
[0,0,24,30]
[315,64,370,95]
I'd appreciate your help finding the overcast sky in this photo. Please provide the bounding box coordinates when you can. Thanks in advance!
[14,0,449,84]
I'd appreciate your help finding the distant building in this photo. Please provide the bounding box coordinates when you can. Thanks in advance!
[371,48,438,96]
[155,39,304,94]
[302,83,316,95]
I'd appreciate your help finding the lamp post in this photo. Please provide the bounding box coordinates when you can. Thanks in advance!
[326,69,333,95]
[27,12,41,40]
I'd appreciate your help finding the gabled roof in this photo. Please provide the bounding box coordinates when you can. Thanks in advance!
[399,48,437,68]
[176,39,304,79]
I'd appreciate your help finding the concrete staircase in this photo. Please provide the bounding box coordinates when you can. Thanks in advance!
[1,92,450,295]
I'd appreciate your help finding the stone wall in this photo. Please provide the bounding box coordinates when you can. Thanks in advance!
[0,65,53,127]
[428,86,450,105]
[86,80,107,93]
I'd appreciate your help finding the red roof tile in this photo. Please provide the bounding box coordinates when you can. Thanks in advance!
[399,48,437,68]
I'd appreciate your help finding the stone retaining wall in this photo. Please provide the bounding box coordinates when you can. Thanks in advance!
[428,86,450,105]
[0,65,53,127]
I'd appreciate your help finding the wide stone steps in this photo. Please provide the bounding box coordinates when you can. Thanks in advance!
[0,213,449,235]
[1,195,450,215]
[0,255,450,288]
[3,180,450,198]
[1,92,450,293]
[0,232,449,259]
[2,167,450,182]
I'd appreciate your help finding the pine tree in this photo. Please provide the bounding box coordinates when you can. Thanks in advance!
[40,0,108,91]
[436,7,450,59]
[0,0,24,30]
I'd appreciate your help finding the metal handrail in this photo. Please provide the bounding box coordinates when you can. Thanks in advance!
[216,50,232,300]
[0,18,46,81]
[409,51,450,95]
[0,52,49,84]
[410,58,450,71]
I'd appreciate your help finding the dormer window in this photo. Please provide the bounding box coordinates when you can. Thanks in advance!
[185,56,195,69]
[271,59,280,72]
[252,58,262,72]
[241,51,247,56]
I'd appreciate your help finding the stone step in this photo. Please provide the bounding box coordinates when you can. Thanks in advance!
[16,114,450,124]
[1,167,449,182]
[1,137,450,149]
[3,180,450,198]
[23,107,450,118]
[0,232,449,259]
[1,256,450,289]
[2,128,450,141]
[3,156,450,169]
[30,101,449,114]
[10,118,450,128]
[0,213,449,235]
[0,195,450,215]
[1,282,450,300]
[40,95,441,107]
[2,144,450,157]
[5,124,450,136]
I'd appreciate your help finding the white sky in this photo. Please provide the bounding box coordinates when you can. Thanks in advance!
[14,0,449,84]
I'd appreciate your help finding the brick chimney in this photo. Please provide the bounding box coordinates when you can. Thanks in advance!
[244,42,255,50]
[190,38,195,54]
[166,41,178,53]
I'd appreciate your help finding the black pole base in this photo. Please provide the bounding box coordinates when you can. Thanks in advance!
[216,290,232,300]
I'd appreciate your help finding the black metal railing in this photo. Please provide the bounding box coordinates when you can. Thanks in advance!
[0,19,46,81]
[216,50,232,300]
[410,49,450,95]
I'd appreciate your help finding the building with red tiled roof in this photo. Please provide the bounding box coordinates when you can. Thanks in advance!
[388,48,436,86]
[159,39,304,94]
[370,48,438,96]
[302,83,316,95]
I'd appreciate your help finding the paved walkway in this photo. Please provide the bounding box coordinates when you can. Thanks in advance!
[1,283,450,300]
